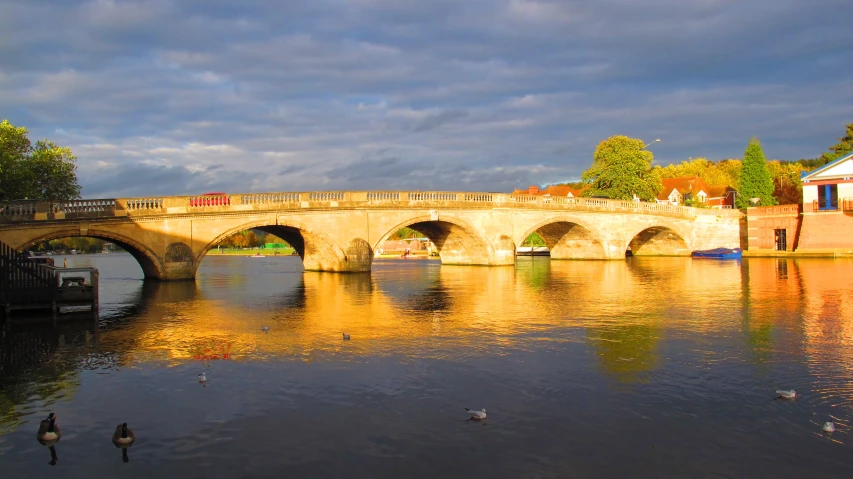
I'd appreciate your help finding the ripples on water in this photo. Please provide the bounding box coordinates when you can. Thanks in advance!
[1,254,852,477]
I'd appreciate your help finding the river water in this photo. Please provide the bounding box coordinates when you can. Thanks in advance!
[1,254,852,478]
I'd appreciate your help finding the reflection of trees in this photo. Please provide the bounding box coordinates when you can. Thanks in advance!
[0,323,94,435]
[515,257,551,290]
[586,320,662,383]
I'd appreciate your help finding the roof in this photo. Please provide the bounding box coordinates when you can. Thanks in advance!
[801,151,853,181]
[657,177,712,201]
[511,184,586,197]
[706,185,736,198]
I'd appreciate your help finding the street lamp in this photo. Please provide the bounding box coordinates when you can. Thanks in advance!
[643,138,661,148]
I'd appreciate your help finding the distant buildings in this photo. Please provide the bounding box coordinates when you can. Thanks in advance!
[655,177,737,209]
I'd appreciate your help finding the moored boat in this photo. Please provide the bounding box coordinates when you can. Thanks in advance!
[691,247,742,259]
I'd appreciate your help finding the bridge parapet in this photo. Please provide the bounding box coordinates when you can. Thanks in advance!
[0,191,741,224]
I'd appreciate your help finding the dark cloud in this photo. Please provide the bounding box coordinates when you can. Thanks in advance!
[411,109,469,132]
[0,0,850,197]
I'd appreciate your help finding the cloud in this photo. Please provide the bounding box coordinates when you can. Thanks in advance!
[0,0,850,197]
[411,109,469,133]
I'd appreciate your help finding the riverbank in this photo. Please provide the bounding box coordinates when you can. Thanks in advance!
[743,249,853,258]
[207,248,296,256]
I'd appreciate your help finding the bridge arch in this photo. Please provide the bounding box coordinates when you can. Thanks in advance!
[517,216,608,260]
[376,214,500,265]
[200,218,370,272]
[17,227,164,279]
[626,225,691,256]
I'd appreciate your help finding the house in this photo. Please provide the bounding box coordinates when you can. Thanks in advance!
[511,184,585,197]
[795,152,853,251]
[656,177,736,208]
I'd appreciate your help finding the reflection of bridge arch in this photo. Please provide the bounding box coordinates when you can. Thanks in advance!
[17,228,163,279]
[200,218,372,273]
[517,216,607,260]
[376,214,497,266]
[626,225,690,256]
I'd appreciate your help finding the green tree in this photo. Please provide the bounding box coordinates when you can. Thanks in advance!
[581,135,662,201]
[0,119,81,201]
[819,122,853,163]
[736,138,777,208]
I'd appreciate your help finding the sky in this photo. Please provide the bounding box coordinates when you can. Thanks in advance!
[1,0,851,198]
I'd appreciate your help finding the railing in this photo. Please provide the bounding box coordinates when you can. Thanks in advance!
[125,198,164,211]
[813,199,839,212]
[1,190,743,224]
[367,192,401,201]
[240,193,299,204]
[1,241,58,306]
[750,204,801,216]
[308,192,344,201]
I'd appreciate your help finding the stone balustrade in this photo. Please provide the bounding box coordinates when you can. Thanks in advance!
[0,190,741,223]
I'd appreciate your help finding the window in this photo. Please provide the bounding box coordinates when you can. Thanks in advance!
[817,184,838,210]
[774,229,787,251]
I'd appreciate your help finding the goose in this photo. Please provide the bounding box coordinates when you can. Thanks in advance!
[342,333,351,340]
[823,421,836,433]
[465,408,487,420]
[775,389,797,399]
[37,412,62,447]
[198,372,207,384]
[112,422,136,463]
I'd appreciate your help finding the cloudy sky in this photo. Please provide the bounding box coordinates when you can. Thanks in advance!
[2,0,851,198]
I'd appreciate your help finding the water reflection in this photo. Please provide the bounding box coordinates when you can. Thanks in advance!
[0,255,852,477]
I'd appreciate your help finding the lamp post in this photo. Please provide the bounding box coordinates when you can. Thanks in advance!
[642,138,661,148]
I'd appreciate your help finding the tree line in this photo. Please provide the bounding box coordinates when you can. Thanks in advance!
[575,122,852,207]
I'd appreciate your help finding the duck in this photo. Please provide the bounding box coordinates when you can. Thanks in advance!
[775,389,797,399]
[823,421,836,433]
[342,333,351,340]
[198,372,207,384]
[37,412,62,446]
[261,326,270,333]
[112,422,136,463]
[465,408,487,420]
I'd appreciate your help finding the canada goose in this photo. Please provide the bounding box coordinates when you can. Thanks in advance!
[776,390,797,399]
[112,422,136,463]
[342,333,351,340]
[37,413,62,447]
[465,408,487,420]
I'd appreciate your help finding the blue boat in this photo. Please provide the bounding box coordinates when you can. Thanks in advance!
[691,247,743,259]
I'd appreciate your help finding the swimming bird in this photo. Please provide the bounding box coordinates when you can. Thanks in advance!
[37,412,62,447]
[198,372,207,384]
[823,421,836,433]
[465,408,487,420]
[112,422,136,463]
[775,389,797,399]
[342,333,350,340]
[261,326,270,333]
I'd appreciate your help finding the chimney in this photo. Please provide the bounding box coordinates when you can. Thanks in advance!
[528,185,540,195]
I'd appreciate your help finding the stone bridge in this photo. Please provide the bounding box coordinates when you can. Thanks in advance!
[0,191,743,280]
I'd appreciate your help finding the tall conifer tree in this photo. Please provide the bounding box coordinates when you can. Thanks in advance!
[736,137,776,208]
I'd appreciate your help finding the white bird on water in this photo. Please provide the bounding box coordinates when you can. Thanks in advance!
[465,408,487,420]
[198,373,207,384]
[342,333,350,340]
[261,326,270,333]
[823,421,836,433]
[776,389,797,399]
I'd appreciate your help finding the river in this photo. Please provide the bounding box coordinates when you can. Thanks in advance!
[1,254,852,478]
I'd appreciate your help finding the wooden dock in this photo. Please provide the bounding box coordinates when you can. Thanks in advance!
[1,241,99,324]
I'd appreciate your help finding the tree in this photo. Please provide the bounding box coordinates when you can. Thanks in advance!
[767,160,805,205]
[736,138,777,208]
[819,122,853,163]
[581,135,662,201]
[0,119,81,201]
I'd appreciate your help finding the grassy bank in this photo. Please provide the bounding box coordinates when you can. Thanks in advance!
[207,248,296,256]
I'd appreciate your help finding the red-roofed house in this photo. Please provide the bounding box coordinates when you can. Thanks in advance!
[511,184,586,197]
[657,177,737,209]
